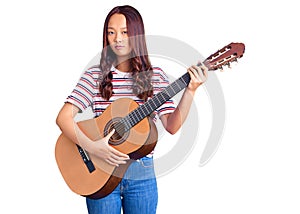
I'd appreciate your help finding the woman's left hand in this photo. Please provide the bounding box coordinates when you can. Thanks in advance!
[187,63,208,92]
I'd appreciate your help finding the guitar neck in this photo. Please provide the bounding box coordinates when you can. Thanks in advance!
[121,72,191,131]
[119,42,246,131]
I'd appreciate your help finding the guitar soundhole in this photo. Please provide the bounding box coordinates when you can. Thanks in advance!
[104,117,129,146]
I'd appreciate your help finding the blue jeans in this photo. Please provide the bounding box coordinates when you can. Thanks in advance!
[86,157,158,214]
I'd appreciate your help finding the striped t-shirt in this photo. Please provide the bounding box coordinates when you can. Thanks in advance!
[66,65,176,121]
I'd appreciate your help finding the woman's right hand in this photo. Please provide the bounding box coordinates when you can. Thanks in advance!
[56,103,129,167]
[89,129,130,167]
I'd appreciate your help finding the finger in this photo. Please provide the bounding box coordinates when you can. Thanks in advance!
[202,67,208,79]
[106,152,129,166]
[198,64,208,79]
[188,66,198,77]
[192,65,202,76]
[188,70,201,85]
[104,129,130,159]
[105,129,115,139]
[108,154,128,165]
[200,64,208,74]
[187,69,196,80]
[197,60,205,67]
[194,65,208,81]
[109,146,130,159]
[110,151,129,161]
[105,158,119,167]
[193,64,207,75]
[189,66,203,82]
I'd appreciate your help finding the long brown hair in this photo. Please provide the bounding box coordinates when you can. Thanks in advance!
[99,5,153,101]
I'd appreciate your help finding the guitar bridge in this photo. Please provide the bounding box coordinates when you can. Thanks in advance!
[76,145,95,173]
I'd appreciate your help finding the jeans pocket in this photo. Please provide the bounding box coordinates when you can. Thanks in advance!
[125,157,156,180]
[137,157,154,168]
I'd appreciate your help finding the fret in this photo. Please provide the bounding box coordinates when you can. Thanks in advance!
[123,72,191,130]
[140,107,147,118]
[143,101,152,114]
[148,98,156,109]
[165,86,173,97]
[123,118,130,130]
[131,111,139,124]
[127,115,134,127]
[170,82,179,94]
[180,73,191,86]
[166,85,176,97]
[136,107,143,120]
[174,81,180,90]
[140,104,149,116]
[158,91,167,102]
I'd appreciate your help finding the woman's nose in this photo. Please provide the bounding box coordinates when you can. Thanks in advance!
[114,32,122,43]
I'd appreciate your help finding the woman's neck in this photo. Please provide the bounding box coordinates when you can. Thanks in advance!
[115,58,131,72]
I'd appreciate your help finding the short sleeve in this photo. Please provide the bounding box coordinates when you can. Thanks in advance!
[152,67,177,118]
[65,68,99,112]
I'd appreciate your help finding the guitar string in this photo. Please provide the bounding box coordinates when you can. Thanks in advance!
[111,75,189,135]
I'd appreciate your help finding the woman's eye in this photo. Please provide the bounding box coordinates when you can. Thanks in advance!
[108,31,114,35]
[122,31,128,34]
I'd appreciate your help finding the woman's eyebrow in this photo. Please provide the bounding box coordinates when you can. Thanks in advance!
[107,26,127,30]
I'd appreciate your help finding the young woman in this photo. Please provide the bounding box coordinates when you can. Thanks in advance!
[56,5,207,214]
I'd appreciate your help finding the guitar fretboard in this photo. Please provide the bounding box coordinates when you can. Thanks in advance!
[119,72,191,131]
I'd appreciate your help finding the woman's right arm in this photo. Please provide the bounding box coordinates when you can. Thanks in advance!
[56,103,129,166]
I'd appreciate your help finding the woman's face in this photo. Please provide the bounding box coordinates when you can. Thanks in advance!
[107,13,132,60]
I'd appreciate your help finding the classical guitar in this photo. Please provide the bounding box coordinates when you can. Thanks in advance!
[55,42,245,199]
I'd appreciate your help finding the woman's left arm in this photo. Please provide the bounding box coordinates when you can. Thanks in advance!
[160,64,208,134]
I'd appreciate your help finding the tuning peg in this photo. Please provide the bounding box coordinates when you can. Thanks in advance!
[226,63,231,69]
[219,66,224,72]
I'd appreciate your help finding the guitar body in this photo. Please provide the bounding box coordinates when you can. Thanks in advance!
[55,98,158,199]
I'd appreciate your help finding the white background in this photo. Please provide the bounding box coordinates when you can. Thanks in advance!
[1,0,300,213]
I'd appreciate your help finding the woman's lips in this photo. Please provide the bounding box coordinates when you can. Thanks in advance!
[115,45,124,50]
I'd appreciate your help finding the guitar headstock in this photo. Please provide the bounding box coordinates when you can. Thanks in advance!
[202,42,245,71]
